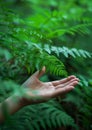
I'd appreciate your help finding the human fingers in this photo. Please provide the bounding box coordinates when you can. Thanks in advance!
[51,75,77,86]
[51,81,78,97]
[52,75,76,86]
[55,78,79,89]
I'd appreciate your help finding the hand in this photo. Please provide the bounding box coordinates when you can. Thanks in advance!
[22,67,79,105]
[0,67,79,122]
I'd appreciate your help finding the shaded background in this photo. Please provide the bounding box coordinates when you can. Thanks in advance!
[0,0,92,130]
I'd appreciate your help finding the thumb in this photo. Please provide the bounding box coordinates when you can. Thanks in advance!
[33,66,46,79]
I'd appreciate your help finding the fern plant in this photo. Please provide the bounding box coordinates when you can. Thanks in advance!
[0,100,77,130]
[0,0,92,130]
[43,44,92,58]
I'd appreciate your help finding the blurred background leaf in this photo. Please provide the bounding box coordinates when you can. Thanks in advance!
[0,0,92,130]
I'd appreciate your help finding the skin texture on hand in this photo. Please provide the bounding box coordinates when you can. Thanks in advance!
[0,66,79,123]
[22,66,79,105]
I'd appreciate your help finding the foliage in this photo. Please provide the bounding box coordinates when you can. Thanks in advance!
[0,0,92,130]
[0,100,77,130]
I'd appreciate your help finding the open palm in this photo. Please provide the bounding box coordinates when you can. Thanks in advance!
[22,67,79,104]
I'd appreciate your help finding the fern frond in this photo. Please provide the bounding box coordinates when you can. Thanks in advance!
[0,100,76,130]
[63,14,92,24]
[47,23,92,37]
[6,41,67,77]
[43,44,92,58]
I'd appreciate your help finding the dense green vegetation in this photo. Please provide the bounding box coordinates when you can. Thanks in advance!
[0,0,92,130]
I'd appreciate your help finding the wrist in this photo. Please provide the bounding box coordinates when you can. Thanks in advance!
[10,92,27,109]
[11,93,26,108]
[19,88,40,106]
[12,87,33,107]
[16,89,32,106]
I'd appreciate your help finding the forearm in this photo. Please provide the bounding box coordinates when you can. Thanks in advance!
[0,94,24,123]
